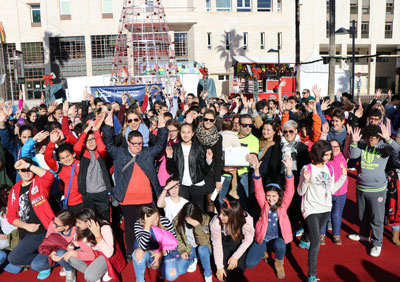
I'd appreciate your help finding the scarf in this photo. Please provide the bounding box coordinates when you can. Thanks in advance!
[196,126,220,147]
[330,125,346,136]
[280,134,301,173]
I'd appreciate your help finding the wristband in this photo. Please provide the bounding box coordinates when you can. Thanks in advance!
[28,164,33,171]
[96,235,103,241]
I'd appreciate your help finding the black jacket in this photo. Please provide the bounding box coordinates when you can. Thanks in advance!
[166,141,211,185]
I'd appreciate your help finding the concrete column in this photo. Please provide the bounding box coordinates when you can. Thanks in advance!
[252,0,258,12]
[232,0,237,12]
[368,44,376,95]
[85,35,93,76]
[210,0,216,12]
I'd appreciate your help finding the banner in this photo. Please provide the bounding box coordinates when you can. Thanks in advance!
[90,84,162,103]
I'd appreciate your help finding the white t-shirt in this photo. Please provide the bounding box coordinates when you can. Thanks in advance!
[181,144,192,186]
[164,197,189,221]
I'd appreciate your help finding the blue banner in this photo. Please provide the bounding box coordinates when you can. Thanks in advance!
[90,84,162,103]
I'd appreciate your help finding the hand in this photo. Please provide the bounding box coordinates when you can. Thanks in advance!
[203,91,209,99]
[181,252,189,260]
[321,100,331,112]
[185,217,200,227]
[19,90,23,100]
[216,181,222,192]
[282,154,293,174]
[165,146,173,158]
[164,180,179,191]
[186,111,194,124]
[33,130,49,142]
[206,149,213,162]
[62,250,77,262]
[144,213,158,228]
[216,268,227,281]
[85,120,96,133]
[14,159,30,170]
[388,89,392,100]
[227,256,238,270]
[303,166,311,183]
[25,223,40,233]
[321,122,329,134]
[340,162,347,177]
[379,123,390,141]
[87,219,101,238]
[279,80,287,87]
[0,110,8,124]
[375,88,382,99]
[350,126,362,144]
[312,84,321,98]
[0,234,8,240]
[246,154,261,175]
[219,106,228,117]
[150,251,162,268]
[121,93,128,105]
[50,129,61,143]
[50,252,63,262]
[183,103,190,113]
[104,110,114,126]
[242,97,249,109]
[63,100,69,116]
[48,102,58,114]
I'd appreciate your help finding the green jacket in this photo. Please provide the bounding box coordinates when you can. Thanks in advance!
[173,214,212,254]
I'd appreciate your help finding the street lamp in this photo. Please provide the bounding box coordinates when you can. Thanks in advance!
[336,20,356,99]
[268,33,281,83]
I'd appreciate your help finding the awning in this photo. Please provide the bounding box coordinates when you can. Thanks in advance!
[233,56,295,65]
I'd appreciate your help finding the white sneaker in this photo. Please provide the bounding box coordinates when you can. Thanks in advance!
[102,271,112,282]
[369,246,382,257]
[348,234,370,242]
[187,258,198,273]
[59,267,66,277]
[65,270,76,282]
[205,275,213,282]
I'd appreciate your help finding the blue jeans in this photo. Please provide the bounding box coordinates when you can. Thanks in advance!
[238,172,249,198]
[219,175,232,205]
[321,194,347,236]
[178,245,212,277]
[8,232,46,266]
[0,250,6,266]
[31,249,73,272]
[132,250,182,282]
[245,238,286,269]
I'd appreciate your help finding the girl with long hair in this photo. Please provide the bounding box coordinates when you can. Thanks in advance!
[210,200,254,281]
[174,202,212,282]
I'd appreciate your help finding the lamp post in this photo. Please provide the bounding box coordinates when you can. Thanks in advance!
[268,33,281,84]
[336,20,356,99]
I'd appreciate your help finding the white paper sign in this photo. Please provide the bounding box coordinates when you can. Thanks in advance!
[224,147,250,167]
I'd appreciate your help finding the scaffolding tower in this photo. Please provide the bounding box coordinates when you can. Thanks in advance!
[110,0,178,93]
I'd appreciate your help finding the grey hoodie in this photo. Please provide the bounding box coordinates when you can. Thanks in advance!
[350,139,400,192]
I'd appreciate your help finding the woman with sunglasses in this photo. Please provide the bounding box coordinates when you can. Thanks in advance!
[195,109,222,213]
[31,210,77,281]
[5,157,55,274]
[166,123,214,211]
[210,199,254,281]
[73,115,112,221]
[119,108,150,147]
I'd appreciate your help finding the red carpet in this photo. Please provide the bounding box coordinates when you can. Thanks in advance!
[2,171,400,281]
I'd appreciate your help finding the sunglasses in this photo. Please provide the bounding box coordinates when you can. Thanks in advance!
[19,169,31,173]
[302,92,307,95]
[127,118,140,124]
[128,140,143,147]
[203,118,215,123]
[283,130,295,134]
[241,123,253,128]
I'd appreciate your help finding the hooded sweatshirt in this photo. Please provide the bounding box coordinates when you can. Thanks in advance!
[350,139,400,192]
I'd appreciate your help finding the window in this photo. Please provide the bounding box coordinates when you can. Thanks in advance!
[277,0,281,12]
[206,0,210,11]
[225,32,231,50]
[21,42,45,82]
[258,0,272,12]
[385,22,393,38]
[102,0,113,14]
[91,35,117,75]
[174,33,188,62]
[207,33,212,50]
[362,0,369,14]
[375,77,388,89]
[216,0,231,12]
[361,22,369,38]
[60,0,71,15]
[350,0,358,14]
[30,5,41,23]
[260,32,265,50]
[237,0,251,12]
[386,0,394,15]
[218,75,229,80]
[243,32,248,49]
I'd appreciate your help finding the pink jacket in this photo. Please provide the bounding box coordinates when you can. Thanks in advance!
[254,175,294,244]
[151,226,178,252]
[327,152,348,196]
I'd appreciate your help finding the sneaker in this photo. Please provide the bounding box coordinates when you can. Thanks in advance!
[298,240,310,250]
[348,234,369,242]
[308,275,320,282]
[59,267,66,277]
[65,270,76,282]
[320,235,326,246]
[102,271,112,282]
[369,246,382,257]
[37,269,51,280]
[333,235,342,245]
[295,227,304,237]
[205,275,213,282]
[187,258,198,273]
[4,263,22,274]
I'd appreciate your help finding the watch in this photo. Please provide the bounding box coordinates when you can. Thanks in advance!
[27,164,32,171]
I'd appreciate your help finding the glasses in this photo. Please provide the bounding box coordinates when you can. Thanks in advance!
[86,138,96,143]
[302,92,307,95]
[203,118,215,123]
[368,117,380,121]
[127,118,140,124]
[241,123,253,128]
[128,140,143,147]
[283,130,295,134]
[53,220,63,228]
[19,169,31,173]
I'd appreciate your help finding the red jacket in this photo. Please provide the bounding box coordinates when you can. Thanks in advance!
[73,130,107,160]
[61,116,78,145]
[7,170,55,229]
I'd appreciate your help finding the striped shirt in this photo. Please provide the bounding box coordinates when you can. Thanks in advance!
[134,216,176,251]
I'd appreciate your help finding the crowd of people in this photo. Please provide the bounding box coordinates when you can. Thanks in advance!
[0,82,399,282]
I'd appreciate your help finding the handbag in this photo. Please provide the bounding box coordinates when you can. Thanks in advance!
[61,163,75,210]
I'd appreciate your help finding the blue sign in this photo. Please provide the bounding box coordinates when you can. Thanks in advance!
[90,84,163,103]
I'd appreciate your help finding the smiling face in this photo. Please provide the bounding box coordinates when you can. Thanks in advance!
[85,133,97,151]
[330,140,341,157]
[180,124,194,144]
[127,113,141,130]
[322,150,332,164]
[283,126,297,143]
[168,183,180,197]
[128,136,143,155]
[167,125,179,141]
[366,135,380,147]
[332,116,344,130]
[19,168,34,182]
[29,112,38,123]
[58,150,75,166]
[20,129,32,145]
[262,124,275,140]
[203,113,216,130]
[239,117,253,137]
[266,190,280,206]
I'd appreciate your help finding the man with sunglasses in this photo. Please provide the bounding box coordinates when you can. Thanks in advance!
[300,89,311,104]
